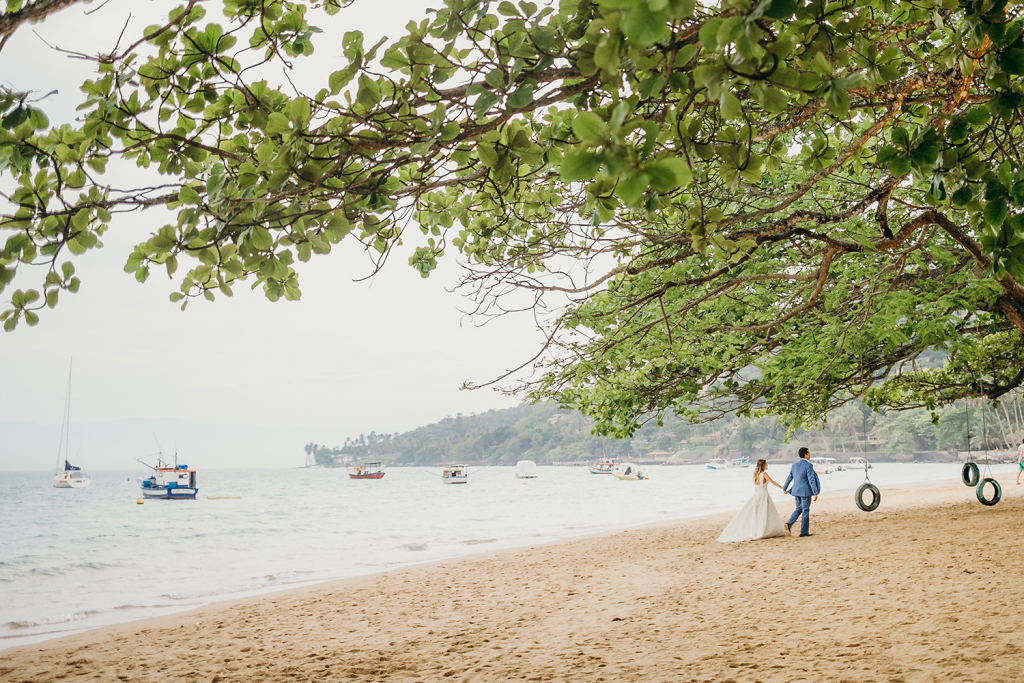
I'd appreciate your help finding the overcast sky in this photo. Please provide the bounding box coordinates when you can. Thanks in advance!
[0,0,550,470]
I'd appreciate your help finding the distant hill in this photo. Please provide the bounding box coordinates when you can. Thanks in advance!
[307,403,718,466]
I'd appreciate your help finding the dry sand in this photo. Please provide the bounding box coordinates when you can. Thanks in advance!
[3,472,1023,683]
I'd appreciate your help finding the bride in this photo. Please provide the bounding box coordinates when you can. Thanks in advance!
[717,459,787,543]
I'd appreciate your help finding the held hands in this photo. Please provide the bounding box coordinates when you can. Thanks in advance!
[813,495,818,502]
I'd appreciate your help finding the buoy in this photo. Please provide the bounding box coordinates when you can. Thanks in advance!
[962,462,980,487]
[136,499,144,504]
[855,483,881,512]
[976,478,1001,506]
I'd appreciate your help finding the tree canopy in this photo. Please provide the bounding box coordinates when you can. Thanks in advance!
[4,0,1024,434]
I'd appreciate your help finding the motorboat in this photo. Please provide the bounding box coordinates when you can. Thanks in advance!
[612,462,648,480]
[348,462,385,479]
[514,460,539,478]
[588,461,618,474]
[809,457,840,474]
[731,456,751,468]
[52,360,91,489]
[442,464,469,484]
[53,461,90,489]
[847,457,872,469]
[138,453,198,499]
[706,457,730,470]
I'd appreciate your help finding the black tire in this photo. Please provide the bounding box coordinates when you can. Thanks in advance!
[976,477,1002,506]
[962,462,980,487]
[855,483,881,512]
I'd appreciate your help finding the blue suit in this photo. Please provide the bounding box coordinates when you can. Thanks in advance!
[783,458,821,536]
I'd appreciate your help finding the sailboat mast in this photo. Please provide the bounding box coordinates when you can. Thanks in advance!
[54,359,72,474]
[65,358,72,469]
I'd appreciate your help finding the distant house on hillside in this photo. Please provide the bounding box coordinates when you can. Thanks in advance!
[547,414,569,425]
[645,450,673,460]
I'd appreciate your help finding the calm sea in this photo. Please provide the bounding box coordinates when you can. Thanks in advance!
[0,462,1012,650]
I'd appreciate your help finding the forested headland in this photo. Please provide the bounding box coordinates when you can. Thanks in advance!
[305,393,1024,467]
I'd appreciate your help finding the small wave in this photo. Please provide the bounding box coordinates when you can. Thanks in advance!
[462,538,497,546]
[5,611,99,630]
[26,561,120,578]
[112,603,179,611]
[401,542,428,552]
[262,571,298,582]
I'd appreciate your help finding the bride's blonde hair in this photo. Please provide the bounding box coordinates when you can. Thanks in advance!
[753,459,768,483]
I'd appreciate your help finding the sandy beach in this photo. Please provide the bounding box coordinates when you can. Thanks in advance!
[3,472,1023,683]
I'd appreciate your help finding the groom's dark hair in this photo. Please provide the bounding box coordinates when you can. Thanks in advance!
[798,447,810,459]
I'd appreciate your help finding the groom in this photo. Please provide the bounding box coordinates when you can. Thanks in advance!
[783,447,821,537]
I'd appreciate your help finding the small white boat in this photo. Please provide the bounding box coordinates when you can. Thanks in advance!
[731,456,751,468]
[588,461,618,474]
[138,453,198,499]
[847,457,872,469]
[52,361,90,489]
[53,462,91,489]
[612,462,648,480]
[442,464,469,484]
[810,457,840,474]
[706,457,730,470]
[514,460,539,478]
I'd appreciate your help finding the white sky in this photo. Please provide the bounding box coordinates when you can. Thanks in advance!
[0,0,548,470]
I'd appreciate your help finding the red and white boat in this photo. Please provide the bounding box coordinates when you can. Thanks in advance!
[348,462,385,479]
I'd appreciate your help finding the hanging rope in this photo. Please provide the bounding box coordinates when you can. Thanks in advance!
[976,363,1002,506]
[962,395,980,487]
[855,353,880,512]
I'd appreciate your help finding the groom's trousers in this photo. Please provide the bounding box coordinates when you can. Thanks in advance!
[788,496,812,536]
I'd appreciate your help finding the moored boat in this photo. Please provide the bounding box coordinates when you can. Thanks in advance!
[809,456,839,474]
[731,456,751,468]
[53,461,90,488]
[514,460,539,478]
[588,461,618,474]
[847,456,872,469]
[52,360,91,489]
[348,462,385,479]
[706,457,730,470]
[442,464,469,484]
[612,462,648,480]
[138,453,198,499]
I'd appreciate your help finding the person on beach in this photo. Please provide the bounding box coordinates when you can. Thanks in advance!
[783,447,821,537]
[716,459,787,543]
[1016,438,1024,485]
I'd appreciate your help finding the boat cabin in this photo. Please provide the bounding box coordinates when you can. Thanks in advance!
[348,462,385,479]
[443,464,469,484]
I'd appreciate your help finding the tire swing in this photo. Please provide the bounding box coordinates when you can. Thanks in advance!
[975,394,1001,507]
[961,399,980,487]
[853,355,881,512]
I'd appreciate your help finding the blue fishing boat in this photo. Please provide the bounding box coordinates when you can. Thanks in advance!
[138,453,198,499]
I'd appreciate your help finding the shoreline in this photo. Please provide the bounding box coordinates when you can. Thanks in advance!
[4,471,1023,682]
[1,468,986,653]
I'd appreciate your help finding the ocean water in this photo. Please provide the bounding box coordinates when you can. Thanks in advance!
[0,461,1013,650]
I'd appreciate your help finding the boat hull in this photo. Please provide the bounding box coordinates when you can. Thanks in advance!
[349,473,385,479]
[588,466,615,474]
[53,478,91,488]
[443,478,468,484]
[140,487,198,499]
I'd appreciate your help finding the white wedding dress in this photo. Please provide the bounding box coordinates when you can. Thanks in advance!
[716,480,786,543]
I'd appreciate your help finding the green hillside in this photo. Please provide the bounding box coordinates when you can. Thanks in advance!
[306,395,1024,466]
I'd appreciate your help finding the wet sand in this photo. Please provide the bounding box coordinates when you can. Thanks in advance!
[3,472,1023,682]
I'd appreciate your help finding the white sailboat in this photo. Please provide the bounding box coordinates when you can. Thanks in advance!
[52,360,90,489]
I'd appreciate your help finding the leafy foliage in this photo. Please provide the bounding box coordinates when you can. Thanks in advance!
[6,0,1024,432]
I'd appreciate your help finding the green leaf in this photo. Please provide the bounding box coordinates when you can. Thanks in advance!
[265,112,290,135]
[560,150,602,181]
[615,171,649,206]
[720,90,742,120]
[985,197,1008,226]
[572,112,610,145]
[763,0,799,20]
[621,4,669,48]
[998,48,1024,75]
[646,157,692,191]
